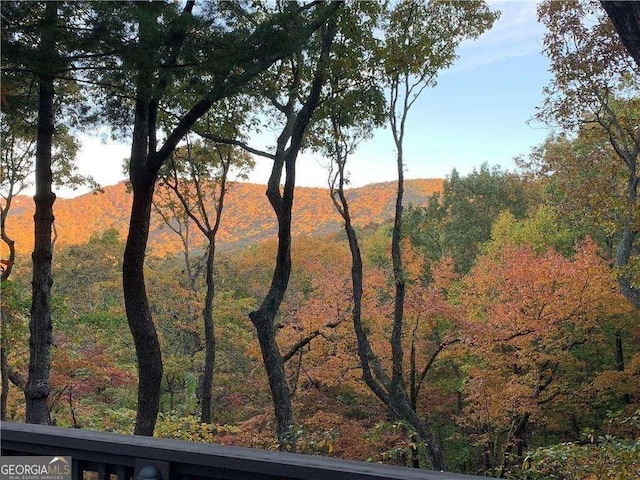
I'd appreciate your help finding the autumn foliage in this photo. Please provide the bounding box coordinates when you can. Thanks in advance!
[1,176,639,474]
[458,239,634,471]
[3,0,639,475]
[1,179,444,259]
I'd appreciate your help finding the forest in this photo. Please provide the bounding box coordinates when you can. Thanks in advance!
[1,1,639,478]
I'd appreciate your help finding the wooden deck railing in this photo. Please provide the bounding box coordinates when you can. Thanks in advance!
[1,421,492,480]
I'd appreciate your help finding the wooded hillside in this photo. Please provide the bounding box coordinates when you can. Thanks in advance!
[3,179,444,256]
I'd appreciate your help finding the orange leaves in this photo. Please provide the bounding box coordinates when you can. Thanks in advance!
[277,238,356,388]
[593,352,640,402]
[5,180,444,256]
[464,239,626,348]
[48,329,136,427]
[458,238,634,452]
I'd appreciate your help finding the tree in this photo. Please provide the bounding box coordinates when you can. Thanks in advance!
[321,1,498,469]
[4,1,59,424]
[538,0,640,308]
[385,2,497,466]
[484,206,579,258]
[459,240,632,473]
[0,1,101,424]
[237,15,337,446]
[91,1,339,436]
[0,54,85,421]
[382,1,496,468]
[516,131,630,259]
[52,229,122,302]
[406,164,529,275]
[154,134,253,423]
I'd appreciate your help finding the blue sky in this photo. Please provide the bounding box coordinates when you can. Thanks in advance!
[283,0,553,188]
[62,1,552,197]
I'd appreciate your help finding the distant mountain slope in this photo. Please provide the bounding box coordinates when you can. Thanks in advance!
[3,179,443,256]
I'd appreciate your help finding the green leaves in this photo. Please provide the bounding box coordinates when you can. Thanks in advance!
[519,411,640,480]
[405,164,529,274]
[382,1,499,81]
[485,206,579,258]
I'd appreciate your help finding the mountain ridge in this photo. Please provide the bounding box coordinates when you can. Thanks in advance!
[3,179,444,256]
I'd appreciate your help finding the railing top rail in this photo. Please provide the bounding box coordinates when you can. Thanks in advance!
[1,421,491,480]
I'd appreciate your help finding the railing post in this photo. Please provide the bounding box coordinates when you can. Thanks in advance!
[137,465,161,480]
[134,459,170,480]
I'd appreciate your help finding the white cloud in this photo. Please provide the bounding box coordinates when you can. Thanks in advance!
[447,1,545,73]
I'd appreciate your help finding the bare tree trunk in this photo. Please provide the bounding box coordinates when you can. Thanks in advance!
[615,219,640,308]
[25,76,55,424]
[25,1,57,425]
[390,145,406,396]
[330,156,446,470]
[200,236,216,424]
[378,70,447,469]
[249,150,296,445]
[123,178,163,436]
[250,22,336,446]
[601,1,640,68]
[616,331,625,371]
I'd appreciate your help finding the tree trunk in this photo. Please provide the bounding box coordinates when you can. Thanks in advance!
[198,158,230,424]
[121,0,338,437]
[25,2,57,424]
[1,342,8,420]
[249,156,295,444]
[0,326,24,421]
[601,1,640,69]
[387,82,447,470]
[391,147,405,390]
[123,6,164,435]
[250,305,293,443]
[615,331,632,404]
[616,220,640,308]
[611,91,639,309]
[389,386,447,471]
[25,77,55,424]
[508,412,531,466]
[248,21,336,446]
[123,179,163,436]
[200,237,216,424]
[331,160,447,471]
[616,331,625,371]
[331,171,389,402]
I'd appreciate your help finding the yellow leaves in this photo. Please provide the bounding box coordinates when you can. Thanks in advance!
[593,353,640,400]
[154,413,241,443]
